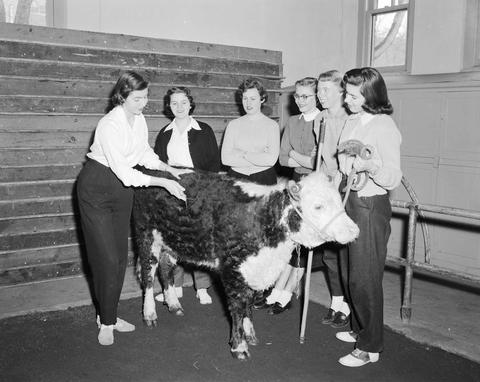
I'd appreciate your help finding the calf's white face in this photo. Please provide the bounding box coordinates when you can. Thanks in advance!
[287,172,359,248]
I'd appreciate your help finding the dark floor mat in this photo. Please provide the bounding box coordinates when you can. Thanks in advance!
[1,287,479,382]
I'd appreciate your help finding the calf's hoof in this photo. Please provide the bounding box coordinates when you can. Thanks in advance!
[143,318,158,327]
[246,335,259,346]
[168,306,184,316]
[231,350,250,360]
[231,340,250,360]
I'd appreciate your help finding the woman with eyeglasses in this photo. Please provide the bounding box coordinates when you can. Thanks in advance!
[335,67,402,367]
[221,77,280,185]
[257,77,321,314]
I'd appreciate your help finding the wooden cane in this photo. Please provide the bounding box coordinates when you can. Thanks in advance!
[300,117,326,343]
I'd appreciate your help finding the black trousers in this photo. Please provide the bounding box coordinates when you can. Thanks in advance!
[77,159,133,325]
[321,242,344,296]
[339,189,391,353]
[228,167,277,185]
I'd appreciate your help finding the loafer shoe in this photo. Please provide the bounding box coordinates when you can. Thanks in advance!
[331,312,350,328]
[339,349,379,367]
[268,301,291,315]
[321,308,336,324]
[98,324,114,346]
[335,331,358,343]
[253,299,274,310]
[114,318,135,332]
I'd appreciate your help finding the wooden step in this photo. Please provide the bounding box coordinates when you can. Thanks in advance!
[0,148,88,166]
[0,243,81,269]
[1,129,226,149]
[0,228,80,252]
[0,76,281,103]
[0,180,76,200]
[0,214,77,236]
[0,95,279,117]
[0,244,135,285]
[0,239,134,269]
[0,165,81,182]
[0,40,281,78]
[0,60,282,90]
[0,196,74,218]
[0,23,282,66]
[0,260,84,286]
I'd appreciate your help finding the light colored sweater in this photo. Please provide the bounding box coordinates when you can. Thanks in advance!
[338,112,402,197]
[221,113,280,175]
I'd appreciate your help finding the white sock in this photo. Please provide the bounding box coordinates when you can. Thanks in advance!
[266,288,282,304]
[339,301,350,316]
[277,290,292,307]
[330,295,344,312]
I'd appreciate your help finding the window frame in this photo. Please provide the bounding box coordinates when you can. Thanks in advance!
[357,0,414,73]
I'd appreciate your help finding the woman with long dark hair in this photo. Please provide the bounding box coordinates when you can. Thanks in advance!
[336,67,402,367]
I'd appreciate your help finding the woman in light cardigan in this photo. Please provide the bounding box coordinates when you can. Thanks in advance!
[77,71,188,346]
[336,67,402,367]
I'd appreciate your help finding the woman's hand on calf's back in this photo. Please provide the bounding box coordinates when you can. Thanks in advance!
[167,167,194,179]
[150,177,186,201]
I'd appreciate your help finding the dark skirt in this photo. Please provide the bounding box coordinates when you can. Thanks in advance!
[228,167,277,186]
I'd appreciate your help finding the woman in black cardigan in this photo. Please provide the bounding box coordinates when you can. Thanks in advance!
[153,86,220,305]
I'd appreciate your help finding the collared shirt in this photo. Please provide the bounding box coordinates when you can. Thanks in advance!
[301,108,321,122]
[165,117,201,168]
[279,109,320,175]
[87,106,161,187]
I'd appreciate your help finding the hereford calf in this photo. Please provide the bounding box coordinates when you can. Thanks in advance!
[133,170,358,359]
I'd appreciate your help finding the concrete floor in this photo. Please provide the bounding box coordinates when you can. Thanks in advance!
[0,267,479,364]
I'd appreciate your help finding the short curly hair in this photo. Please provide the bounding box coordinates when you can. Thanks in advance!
[239,77,268,103]
[165,86,196,115]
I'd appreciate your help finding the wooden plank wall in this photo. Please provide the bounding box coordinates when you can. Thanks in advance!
[0,23,283,286]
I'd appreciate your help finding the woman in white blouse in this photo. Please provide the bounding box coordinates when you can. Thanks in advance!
[77,71,188,346]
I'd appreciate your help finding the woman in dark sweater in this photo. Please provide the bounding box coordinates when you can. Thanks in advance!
[153,86,220,305]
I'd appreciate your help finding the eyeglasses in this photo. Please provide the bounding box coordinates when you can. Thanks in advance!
[293,94,315,101]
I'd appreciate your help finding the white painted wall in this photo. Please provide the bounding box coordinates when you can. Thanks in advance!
[52,0,358,86]
[409,0,466,74]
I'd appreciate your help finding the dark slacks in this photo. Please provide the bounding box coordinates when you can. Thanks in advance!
[321,243,344,296]
[77,159,133,325]
[339,189,392,353]
[228,167,277,185]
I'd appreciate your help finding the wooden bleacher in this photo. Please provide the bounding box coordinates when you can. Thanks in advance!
[0,23,283,286]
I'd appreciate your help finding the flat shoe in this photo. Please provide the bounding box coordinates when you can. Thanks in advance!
[321,308,336,324]
[98,324,114,346]
[268,301,291,315]
[335,331,357,343]
[253,298,274,310]
[339,349,379,367]
[331,312,350,328]
[196,289,213,305]
[114,317,135,332]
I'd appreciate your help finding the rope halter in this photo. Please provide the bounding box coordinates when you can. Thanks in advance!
[287,181,346,243]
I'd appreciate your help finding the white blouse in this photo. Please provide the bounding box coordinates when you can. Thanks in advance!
[87,106,163,187]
